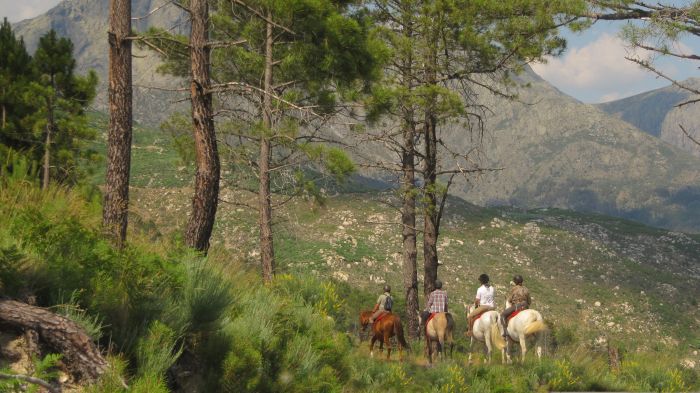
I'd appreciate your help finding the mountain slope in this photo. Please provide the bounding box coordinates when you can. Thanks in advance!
[597,79,700,157]
[13,0,189,124]
[440,69,700,232]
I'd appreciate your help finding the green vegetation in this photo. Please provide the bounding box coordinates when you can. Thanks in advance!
[0,20,98,186]
[1,162,699,391]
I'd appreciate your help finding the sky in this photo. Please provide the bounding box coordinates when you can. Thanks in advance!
[2,0,700,104]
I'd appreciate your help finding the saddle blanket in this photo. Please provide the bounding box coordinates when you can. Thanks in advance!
[507,309,523,322]
[374,311,389,323]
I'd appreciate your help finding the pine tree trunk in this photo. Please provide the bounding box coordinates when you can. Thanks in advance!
[0,300,107,381]
[422,111,439,296]
[1,86,6,129]
[260,15,275,283]
[401,116,419,338]
[185,0,220,252]
[103,0,133,248]
[422,37,440,296]
[42,95,53,190]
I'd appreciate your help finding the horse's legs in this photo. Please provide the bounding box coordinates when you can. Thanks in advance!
[484,328,493,364]
[384,330,392,361]
[370,334,377,357]
[468,336,474,364]
[519,334,527,362]
[505,336,512,364]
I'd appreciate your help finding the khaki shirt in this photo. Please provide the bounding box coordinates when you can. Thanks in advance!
[376,292,391,309]
[508,285,531,306]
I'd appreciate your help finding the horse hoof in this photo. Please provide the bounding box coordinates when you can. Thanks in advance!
[370,351,374,358]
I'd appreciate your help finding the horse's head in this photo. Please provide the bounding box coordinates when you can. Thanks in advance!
[359,310,372,330]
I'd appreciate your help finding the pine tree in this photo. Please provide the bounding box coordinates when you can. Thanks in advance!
[210,0,377,282]
[103,0,133,248]
[28,30,98,188]
[0,18,34,158]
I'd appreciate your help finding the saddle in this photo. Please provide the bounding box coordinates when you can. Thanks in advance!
[374,311,389,323]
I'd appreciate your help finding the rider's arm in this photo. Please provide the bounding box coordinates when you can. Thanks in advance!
[372,303,379,312]
[425,293,434,311]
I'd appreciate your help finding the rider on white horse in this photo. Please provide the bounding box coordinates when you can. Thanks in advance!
[501,275,531,338]
[466,273,496,337]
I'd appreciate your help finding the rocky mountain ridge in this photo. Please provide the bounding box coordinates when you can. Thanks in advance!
[597,78,700,158]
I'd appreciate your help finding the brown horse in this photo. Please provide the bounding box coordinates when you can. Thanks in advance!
[419,312,455,364]
[359,310,408,360]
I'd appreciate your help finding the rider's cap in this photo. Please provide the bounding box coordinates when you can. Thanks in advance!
[513,274,523,284]
[434,280,443,289]
[383,284,391,293]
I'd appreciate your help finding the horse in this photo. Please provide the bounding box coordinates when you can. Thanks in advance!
[466,305,506,364]
[501,301,547,363]
[418,312,454,364]
[359,310,408,360]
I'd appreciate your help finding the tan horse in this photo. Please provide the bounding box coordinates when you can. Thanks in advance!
[467,306,506,364]
[418,312,454,364]
[502,302,547,363]
[359,310,408,360]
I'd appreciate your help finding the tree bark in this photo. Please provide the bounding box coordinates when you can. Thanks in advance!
[422,35,440,296]
[0,300,107,381]
[185,0,220,252]
[401,116,419,338]
[103,0,133,248]
[260,15,275,283]
[2,86,6,129]
[41,99,52,190]
[422,110,439,296]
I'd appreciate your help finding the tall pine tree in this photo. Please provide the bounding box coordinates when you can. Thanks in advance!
[28,30,98,188]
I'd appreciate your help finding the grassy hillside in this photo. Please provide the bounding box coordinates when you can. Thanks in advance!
[89,112,700,351]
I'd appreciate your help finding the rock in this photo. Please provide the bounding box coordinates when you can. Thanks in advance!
[594,301,602,307]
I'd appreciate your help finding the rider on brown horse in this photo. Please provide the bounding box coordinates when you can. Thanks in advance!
[466,273,496,337]
[369,284,392,324]
[501,274,531,338]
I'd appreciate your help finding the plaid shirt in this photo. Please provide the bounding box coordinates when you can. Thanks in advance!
[426,289,448,313]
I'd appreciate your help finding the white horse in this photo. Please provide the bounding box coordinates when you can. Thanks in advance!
[467,306,506,364]
[501,301,547,363]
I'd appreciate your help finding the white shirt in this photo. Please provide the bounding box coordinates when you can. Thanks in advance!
[475,284,495,307]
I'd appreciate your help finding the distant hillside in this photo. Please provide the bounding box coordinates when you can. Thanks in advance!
[437,69,700,232]
[13,0,188,124]
[597,79,700,157]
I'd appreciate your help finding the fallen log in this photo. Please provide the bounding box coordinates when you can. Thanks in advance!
[0,299,107,381]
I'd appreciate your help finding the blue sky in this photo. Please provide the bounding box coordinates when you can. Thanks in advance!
[2,0,699,103]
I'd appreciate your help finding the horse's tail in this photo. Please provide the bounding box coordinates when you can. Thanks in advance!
[524,320,547,336]
[445,313,455,342]
[394,318,408,349]
[491,319,506,350]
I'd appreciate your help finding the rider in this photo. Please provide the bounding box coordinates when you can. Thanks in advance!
[501,274,531,337]
[369,284,393,323]
[466,273,495,337]
[421,279,448,331]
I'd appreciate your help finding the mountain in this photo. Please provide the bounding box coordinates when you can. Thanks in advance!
[13,0,189,124]
[597,79,700,157]
[418,68,700,232]
[12,0,700,232]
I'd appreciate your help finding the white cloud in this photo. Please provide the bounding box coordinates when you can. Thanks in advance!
[0,0,62,23]
[532,33,649,95]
